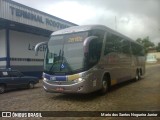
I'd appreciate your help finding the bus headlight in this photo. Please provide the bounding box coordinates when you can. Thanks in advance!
[43,78,47,81]
[74,78,84,83]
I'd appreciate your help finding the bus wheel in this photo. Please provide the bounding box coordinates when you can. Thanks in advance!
[100,76,109,95]
[135,70,141,80]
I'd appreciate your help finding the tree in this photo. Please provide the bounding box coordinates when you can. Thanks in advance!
[156,42,160,52]
[136,36,155,53]
[136,38,143,44]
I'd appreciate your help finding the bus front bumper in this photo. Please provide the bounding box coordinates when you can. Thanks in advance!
[43,79,94,94]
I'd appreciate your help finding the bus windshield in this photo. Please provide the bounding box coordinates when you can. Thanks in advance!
[44,32,88,74]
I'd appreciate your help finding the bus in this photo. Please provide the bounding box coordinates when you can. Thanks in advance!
[35,25,146,94]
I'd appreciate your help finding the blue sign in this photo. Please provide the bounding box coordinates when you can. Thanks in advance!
[61,63,65,69]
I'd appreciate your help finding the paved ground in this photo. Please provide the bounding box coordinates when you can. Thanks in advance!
[0,64,160,120]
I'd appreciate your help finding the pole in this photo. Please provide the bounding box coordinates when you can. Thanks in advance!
[115,16,117,30]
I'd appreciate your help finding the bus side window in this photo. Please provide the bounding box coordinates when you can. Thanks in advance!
[104,33,114,55]
[131,43,141,56]
[104,33,122,55]
[131,43,145,56]
[121,40,131,55]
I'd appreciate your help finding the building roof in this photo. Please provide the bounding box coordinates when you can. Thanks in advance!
[0,0,77,36]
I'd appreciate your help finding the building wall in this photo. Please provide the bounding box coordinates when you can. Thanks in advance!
[0,0,77,77]
[9,30,48,73]
[10,30,47,60]
[148,52,160,59]
[0,29,6,67]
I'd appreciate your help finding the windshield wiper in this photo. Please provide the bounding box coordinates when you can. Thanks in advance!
[49,50,62,72]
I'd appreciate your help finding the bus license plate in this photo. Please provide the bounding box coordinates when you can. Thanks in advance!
[56,87,64,91]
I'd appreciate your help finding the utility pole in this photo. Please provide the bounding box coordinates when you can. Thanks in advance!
[115,16,117,31]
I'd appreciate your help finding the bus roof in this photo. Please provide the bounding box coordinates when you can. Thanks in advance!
[51,25,106,35]
[51,24,142,46]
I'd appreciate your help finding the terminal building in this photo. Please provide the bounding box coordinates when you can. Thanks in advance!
[0,0,77,77]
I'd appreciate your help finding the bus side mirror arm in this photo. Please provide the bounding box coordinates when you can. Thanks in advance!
[34,41,48,56]
[83,36,98,53]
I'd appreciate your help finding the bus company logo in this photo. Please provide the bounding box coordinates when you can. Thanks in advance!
[2,112,11,117]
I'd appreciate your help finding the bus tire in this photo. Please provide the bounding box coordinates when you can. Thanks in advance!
[99,75,110,95]
[135,69,141,81]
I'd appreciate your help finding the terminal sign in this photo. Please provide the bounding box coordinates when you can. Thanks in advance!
[10,6,70,29]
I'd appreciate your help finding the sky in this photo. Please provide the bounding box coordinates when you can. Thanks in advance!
[13,0,160,44]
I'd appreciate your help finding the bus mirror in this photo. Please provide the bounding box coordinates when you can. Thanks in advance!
[34,41,47,56]
[83,36,98,53]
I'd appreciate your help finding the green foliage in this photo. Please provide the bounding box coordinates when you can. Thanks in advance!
[156,42,160,52]
[136,36,155,53]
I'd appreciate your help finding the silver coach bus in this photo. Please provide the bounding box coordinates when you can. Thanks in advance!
[35,25,146,94]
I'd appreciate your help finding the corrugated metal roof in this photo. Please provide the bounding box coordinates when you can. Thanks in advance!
[0,0,77,31]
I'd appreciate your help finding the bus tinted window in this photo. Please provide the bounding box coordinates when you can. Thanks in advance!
[121,40,131,54]
[104,33,123,55]
[89,30,105,38]
[104,33,115,55]
[131,43,145,56]
[113,35,123,52]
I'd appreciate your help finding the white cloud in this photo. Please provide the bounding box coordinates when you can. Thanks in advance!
[44,1,96,24]
[13,0,160,44]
